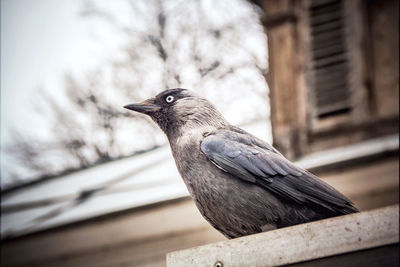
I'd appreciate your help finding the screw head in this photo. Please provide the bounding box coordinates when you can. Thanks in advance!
[214,261,223,267]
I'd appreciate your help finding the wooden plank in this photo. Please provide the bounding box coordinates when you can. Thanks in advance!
[289,244,399,267]
[167,205,399,267]
[367,0,399,118]
[25,227,224,267]
[1,199,218,266]
[263,0,303,159]
[322,156,399,200]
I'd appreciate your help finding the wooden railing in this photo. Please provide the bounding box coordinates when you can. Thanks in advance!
[167,205,399,266]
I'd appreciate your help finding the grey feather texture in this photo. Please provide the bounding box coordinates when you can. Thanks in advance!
[200,128,357,214]
[124,88,358,239]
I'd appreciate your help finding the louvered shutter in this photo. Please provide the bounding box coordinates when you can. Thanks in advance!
[309,0,352,118]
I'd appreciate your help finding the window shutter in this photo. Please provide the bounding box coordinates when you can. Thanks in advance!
[309,0,352,118]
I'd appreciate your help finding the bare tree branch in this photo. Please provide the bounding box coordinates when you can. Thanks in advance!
[3,0,269,190]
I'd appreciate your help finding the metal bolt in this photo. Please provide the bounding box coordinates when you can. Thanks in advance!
[214,261,223,267]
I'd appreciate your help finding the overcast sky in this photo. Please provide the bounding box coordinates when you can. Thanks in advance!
[1,0,130,186]
[1,0,270,187]
[1,0,126,139]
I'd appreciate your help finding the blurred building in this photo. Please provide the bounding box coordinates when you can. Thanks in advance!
[261,0,399,159]
[1,0,398,266]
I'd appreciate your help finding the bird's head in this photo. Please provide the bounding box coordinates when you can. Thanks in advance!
[124,88,228,138]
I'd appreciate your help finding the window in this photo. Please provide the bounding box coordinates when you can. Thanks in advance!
[309,0,352,118]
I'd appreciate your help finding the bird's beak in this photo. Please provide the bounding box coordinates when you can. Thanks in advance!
[123,98,160,114]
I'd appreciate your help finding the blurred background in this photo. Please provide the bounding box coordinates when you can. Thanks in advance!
[1,0,398,266]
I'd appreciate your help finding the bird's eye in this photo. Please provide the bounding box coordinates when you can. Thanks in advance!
[165,95,174,103]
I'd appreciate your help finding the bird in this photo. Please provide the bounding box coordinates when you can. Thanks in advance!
[124,88,358,239]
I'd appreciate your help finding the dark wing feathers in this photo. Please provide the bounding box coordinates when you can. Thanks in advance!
[200,129,358,214]
[201,133,304,178]
[211,153,256,183]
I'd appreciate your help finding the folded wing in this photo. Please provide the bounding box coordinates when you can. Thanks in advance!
[200,129,358,215]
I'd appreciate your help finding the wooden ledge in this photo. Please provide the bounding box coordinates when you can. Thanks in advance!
[167,205,399,267]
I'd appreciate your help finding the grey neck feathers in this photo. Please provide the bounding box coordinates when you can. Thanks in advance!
[165,98,229,142]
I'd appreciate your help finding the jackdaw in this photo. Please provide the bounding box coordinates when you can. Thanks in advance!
[124,88,358,239]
